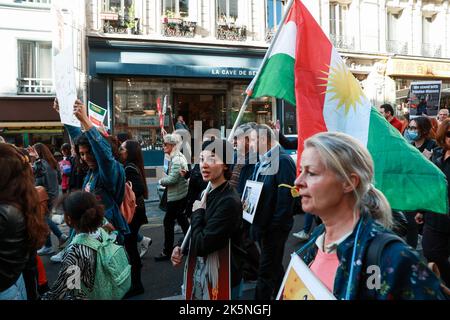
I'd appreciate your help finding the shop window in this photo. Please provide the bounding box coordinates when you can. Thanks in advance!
[113,80,169,150]
[282,101,297,135]
[101,0,140,35]
[230,85,273,125]
[17,40,53,95]
[216,0,246,41]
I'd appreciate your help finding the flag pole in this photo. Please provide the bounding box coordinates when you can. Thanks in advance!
[179,0,296,253]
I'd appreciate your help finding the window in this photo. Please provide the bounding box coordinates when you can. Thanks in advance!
[162,0,188,18]
[17,40,53,94]
[217,0,238,24]
[266,0,284,30]
[101,0,139,34]
[329,2,345,37]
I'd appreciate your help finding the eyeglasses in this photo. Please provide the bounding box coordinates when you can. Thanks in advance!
[407,126,418,131]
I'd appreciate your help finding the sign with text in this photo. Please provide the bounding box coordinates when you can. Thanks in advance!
[88,101,107,128]
[408,81,442,117]
[54,47,79,127]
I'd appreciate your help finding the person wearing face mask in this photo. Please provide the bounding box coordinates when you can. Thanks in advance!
[406,116,437,160]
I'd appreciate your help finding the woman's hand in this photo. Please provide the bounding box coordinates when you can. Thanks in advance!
[26,146,38,159]
[422,149,433,160]
[102,223,115,233]
[73,99,94,130]
[192,192,207,211]
[171,246,184,267]
[180,169,187,177]
[415,213,424,224]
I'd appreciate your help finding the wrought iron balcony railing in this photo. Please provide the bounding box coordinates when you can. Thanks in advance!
[386,40,409,55]
[17,78,53,95]
[161,18,196,38]
[216,23,247,41]
[421,43,442,58]
[330,34,355,50]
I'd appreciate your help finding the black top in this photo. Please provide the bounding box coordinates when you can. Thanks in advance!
[428,147,450,233]
[412,138,437,153]
[124,162,148,227]
[190,181,243,287]
[0,204,29,291]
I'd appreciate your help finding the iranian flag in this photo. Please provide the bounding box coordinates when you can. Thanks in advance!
[250,0,448,214]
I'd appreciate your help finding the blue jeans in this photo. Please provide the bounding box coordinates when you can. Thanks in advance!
[45,216,63,248]
[303,213,314,234]
[0,274,27,300]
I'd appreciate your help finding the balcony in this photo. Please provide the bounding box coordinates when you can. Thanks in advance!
[161,18,196,38]
[101,13,141,35]
[421,43,442,58]
[330,34,355,50]
[17,78,53,95]
[216,23,247,41]
[386,40,409,55]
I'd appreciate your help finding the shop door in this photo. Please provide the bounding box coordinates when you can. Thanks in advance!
[173,92,226,132]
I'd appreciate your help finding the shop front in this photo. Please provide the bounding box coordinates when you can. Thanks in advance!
[0,97,64,150]
[88,37,275,171]
[386,57,450,115]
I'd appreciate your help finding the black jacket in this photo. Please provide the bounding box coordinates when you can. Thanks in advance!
[428,147,450,233]
[251,146,297,236]
[184,164,207,218]
[0,204,30,291]
[190,181,243,287]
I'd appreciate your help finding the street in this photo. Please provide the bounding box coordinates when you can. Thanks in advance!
[40,182,308,300]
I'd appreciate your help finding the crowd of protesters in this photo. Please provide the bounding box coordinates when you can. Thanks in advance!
[1,98,450,301]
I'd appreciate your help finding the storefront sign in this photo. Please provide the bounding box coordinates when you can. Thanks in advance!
[386,58,450,78]
[128,115,169,127]
[408,81,442,117]
[210,68,258,77]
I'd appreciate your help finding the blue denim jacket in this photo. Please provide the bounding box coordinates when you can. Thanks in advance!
[296,214,446,300]
[65,125,130,236]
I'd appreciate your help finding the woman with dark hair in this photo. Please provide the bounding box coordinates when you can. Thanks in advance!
[403,116,437,249]
[28,143,67,256]
[43,191,131,300]
[119,139,150,297]
[415,119,450,289]
[171,139,244,300]
[0,144,48,300]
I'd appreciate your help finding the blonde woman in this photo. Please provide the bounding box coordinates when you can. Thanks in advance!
[155,134,189,262]
[294,132,445,300]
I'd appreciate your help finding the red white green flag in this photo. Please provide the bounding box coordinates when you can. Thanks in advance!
[250,0,448,214]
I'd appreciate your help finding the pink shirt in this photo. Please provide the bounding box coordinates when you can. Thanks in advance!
[309,249,339,292]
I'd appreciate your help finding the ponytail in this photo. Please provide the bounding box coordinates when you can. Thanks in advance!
[360,185,393,229]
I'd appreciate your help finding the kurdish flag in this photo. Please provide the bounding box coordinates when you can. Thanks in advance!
[250,0,448,214]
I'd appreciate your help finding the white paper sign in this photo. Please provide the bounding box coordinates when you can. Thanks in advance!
[54,47,79,127]
[241,180,264,224]
[276,253,336,300]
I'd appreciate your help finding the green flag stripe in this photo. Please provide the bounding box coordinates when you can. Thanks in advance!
[367,107,448,214]
[252,53,296,106]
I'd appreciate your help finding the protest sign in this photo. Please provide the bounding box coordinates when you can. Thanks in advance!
[277,253,336,300]
[408,81,442,117]
[241,180,264,224]
[54,47,79,127]
[88,101,107,128]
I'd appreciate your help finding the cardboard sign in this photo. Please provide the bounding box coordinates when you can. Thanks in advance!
[277,253,336,300]
[241,180,264,224]
[88,101,107,128]
[54,47,79,127]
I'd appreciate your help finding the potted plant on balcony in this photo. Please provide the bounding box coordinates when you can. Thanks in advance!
[125,3,137,34]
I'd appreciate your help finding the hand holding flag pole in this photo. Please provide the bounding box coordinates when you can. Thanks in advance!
[179,0,295,253]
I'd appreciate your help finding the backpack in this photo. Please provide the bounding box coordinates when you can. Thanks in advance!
[71,228,131,300]
[120,164,138,223]
[120,181,136,224]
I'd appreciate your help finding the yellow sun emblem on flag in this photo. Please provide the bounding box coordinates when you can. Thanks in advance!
[319,62,364,115]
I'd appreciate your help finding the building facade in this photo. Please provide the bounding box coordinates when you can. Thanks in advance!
[303,0,450,113]
[0,0,86,148]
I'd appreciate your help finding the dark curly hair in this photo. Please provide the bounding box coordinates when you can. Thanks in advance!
[60,191,104,233]
[0,144,49,250]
